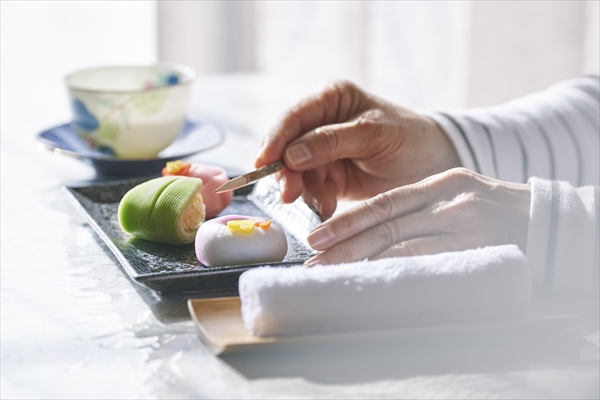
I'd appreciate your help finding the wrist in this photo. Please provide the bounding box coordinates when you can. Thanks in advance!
[419,115,462,172]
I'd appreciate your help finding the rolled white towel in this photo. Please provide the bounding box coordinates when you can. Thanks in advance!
[239,245,532,337]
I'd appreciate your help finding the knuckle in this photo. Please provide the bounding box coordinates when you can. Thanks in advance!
[316,126,340,154]
[352,223,396,260]
[457,191,480,204]
[326,79,355,94]
[352,116,374,133]
[452,167,474,176]
[318,79,353,102]
[360,108,385,122]
[352,110,383,132]
[317,81,351,121]
[377,220,399,248]
[365,193,395,223]
[337,213,364,238]
[331,242,360,264]
[331,211,364,238]
[282,107,305,134]
[434,191,484,232]
[442,167,475,185]
[434,191,480,214]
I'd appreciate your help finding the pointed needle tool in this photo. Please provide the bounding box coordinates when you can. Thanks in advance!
[214,160,286,193]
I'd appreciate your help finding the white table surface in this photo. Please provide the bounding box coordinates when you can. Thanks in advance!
[1,73,598,399]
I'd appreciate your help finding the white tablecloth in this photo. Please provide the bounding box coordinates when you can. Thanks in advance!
[1,74,598,399]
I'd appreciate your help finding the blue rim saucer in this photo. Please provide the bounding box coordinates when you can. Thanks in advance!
[37,120,225,177]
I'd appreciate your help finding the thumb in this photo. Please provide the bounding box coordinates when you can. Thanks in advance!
[283,118,383,171]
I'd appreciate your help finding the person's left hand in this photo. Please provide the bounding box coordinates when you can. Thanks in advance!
[303,168,531,266]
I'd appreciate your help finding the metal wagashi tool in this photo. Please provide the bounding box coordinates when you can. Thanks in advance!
[214,160,286,193]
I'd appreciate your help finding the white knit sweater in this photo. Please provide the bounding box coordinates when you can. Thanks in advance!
[425,76,599,296]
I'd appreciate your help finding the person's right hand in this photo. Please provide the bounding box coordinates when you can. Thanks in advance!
[255,80,462,219]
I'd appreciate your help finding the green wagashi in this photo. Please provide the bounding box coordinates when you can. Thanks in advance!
[118,176,205,244]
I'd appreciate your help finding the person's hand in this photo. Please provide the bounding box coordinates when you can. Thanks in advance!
[303,168,531,266]
[255,80,461,219]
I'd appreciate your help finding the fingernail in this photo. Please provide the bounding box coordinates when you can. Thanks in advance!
[285,142,312,166]
[307,225,334,249]
[311,197,322,216]
[256,144,265,158]
[278,176,286,195]
[302,258,320,268]
[256,141,267,160]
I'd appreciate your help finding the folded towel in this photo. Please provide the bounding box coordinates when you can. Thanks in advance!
[239,245,532,337]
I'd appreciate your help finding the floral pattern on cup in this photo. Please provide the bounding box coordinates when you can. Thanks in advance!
[73,99,99,131]
[144,73,180,89]
[66,65,193,159]
[72,89,170,157]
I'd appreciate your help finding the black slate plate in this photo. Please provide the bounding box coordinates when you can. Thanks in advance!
[64,177,321,297]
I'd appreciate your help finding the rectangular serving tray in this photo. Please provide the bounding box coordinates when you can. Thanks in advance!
[187,297,581,356]
[64,176,320,297]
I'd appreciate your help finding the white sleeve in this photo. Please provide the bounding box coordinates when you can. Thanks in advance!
[526,178,599,295]
[422,76,600,187]
[422,76,600,296]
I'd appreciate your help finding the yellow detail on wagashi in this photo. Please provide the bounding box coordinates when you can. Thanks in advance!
[227,219,273,234]
[227,220,256,234]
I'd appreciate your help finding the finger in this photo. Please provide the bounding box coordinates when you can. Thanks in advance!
[277,169,304,204]
[255,80,362,168]
[282,116,391,171]
[301,169,338,219]
[304,207,439,266]
[370,234,468,259]
[307,183,430,251]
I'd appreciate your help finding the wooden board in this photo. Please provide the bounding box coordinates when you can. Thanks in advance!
[187,297,276,354]
[188,297,581,356]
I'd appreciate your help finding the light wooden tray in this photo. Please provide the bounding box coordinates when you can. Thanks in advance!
[187,297,580,356]
[187,297,276,354]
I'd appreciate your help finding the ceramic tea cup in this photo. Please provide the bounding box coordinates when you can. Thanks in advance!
[65,63,195,159]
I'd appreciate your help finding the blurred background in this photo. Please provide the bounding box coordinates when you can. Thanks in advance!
[2,0,599,143]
